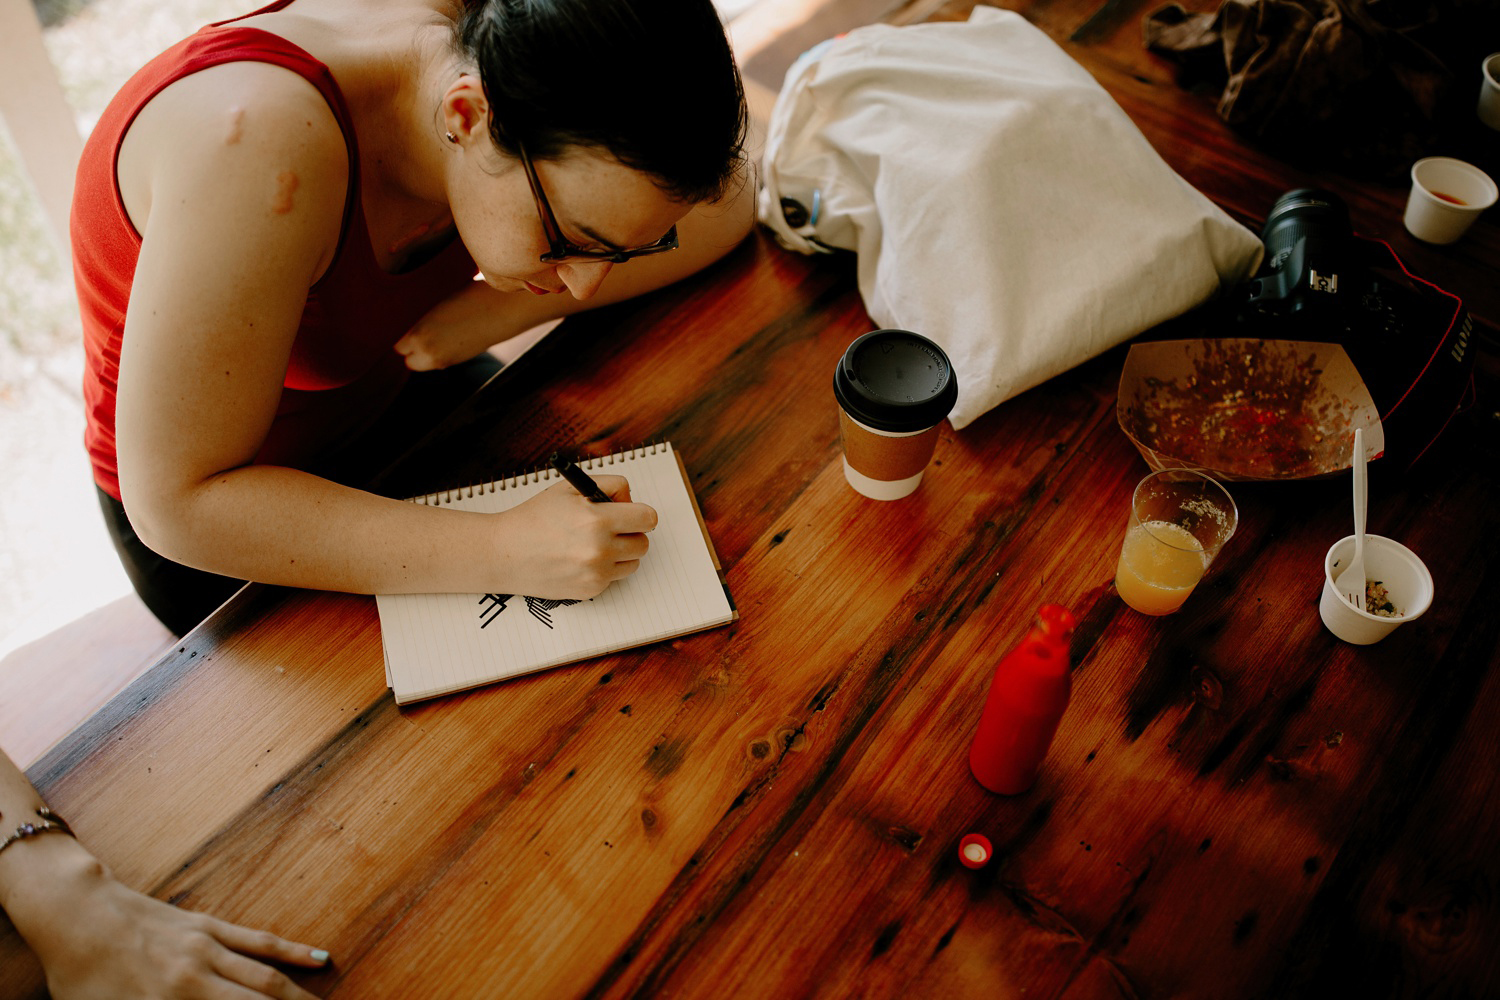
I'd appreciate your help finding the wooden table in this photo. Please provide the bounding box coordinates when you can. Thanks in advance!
[6,2,1499,996]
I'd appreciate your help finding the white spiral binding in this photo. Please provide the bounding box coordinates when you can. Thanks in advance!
[409,441,666,506]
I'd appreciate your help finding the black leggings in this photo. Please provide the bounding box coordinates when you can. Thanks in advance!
[96,488,244,636]
[97,354,503,636]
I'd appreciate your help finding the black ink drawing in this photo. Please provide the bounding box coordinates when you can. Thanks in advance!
[523,597,582,628]
[478,594,584,630]
[478,593,511,628]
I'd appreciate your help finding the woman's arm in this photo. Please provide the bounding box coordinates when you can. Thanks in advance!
[394,170,758,372]
[0,746,329,999]
[113,63,655,600]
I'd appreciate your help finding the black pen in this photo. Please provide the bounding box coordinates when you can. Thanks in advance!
[549,452,615,503]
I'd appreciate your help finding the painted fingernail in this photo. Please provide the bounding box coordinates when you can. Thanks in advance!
[310,949,330,964]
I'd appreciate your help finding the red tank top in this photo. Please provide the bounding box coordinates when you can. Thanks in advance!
[73,3,476,500]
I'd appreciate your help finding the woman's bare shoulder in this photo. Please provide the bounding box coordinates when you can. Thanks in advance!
[117,60,350,266]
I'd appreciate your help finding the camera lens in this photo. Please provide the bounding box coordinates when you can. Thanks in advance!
[1261,188,1351,272]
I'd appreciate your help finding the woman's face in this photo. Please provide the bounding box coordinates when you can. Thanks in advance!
[448,142,691,302]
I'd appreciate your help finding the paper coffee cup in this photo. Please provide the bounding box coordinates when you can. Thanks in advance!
[833,329,958,500]
[1403,157,1497,245]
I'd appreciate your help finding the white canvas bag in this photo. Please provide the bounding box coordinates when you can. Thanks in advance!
[758,7,1264,429]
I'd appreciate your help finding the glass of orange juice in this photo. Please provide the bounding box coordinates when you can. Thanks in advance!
[1115,469,1238,616]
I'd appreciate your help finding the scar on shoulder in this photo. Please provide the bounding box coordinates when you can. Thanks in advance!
[224,107,245,145]
[271,170,300,215]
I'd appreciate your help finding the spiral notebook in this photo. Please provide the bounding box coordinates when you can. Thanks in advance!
[376,442,737,705]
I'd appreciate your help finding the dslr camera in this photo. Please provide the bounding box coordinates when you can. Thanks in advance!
[1223,188,1474,471]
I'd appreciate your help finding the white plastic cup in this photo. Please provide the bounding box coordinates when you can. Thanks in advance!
[1478,53,1500,131]
[1319,534,1433,645]
[1403,157,1497,245]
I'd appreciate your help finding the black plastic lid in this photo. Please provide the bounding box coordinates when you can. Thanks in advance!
[832,329,958,432]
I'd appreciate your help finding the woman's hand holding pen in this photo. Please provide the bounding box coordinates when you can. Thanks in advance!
[495,476,657,599]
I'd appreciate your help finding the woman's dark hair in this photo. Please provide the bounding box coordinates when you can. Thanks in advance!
[453,0,747,203]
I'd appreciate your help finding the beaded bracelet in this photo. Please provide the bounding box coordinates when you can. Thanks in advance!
[0,807,75,857]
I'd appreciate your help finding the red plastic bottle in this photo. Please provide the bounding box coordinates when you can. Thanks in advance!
[968,605,1078,794]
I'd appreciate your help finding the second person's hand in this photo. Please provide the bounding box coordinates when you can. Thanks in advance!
[10,838,329,1000]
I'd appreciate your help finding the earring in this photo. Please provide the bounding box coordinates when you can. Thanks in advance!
[445,130,459,144]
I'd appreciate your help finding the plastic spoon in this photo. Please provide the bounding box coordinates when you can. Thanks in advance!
[1337,427,1367,608]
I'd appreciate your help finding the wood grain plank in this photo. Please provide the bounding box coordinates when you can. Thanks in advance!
[0,594,173,767]
[31,591,390,890]
[591,383,1496,999]
[143,405,1106,995]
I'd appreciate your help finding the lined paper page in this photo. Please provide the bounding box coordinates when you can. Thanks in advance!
[376,443,735,704]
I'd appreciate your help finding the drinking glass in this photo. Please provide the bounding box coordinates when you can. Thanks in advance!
[1115,469,1238,616]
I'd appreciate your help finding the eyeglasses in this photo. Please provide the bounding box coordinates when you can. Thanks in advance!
[515,139,679,265]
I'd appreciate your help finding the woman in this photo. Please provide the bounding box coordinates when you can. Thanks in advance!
[1,744,330,997]
[74,0,752,635]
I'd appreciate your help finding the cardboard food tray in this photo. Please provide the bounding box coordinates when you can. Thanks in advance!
[1116,339,1384,481]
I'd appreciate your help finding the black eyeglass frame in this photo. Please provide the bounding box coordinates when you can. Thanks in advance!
[515,139,679,265]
